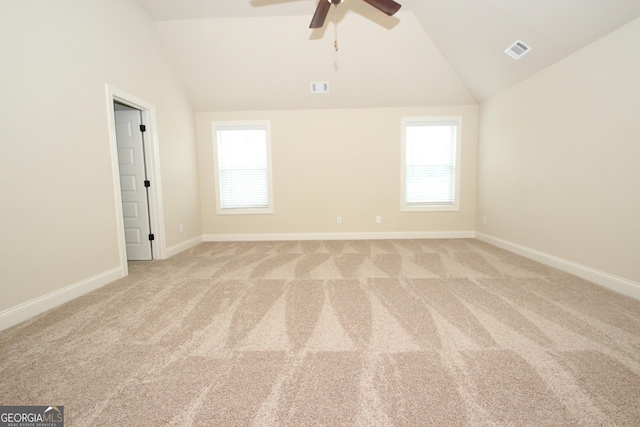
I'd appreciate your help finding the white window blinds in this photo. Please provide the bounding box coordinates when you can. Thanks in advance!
[402,118,461,211]
[213,122,273,214]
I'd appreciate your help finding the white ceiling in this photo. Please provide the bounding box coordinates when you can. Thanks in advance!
[133,0,640,111]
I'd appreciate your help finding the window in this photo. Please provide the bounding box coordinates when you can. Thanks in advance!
[401,117,461,211]
[212,121,273,214]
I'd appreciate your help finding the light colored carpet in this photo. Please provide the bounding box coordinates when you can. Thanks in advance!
[1,239,640,426]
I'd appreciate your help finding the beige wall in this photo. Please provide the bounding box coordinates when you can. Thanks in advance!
[0,0,201,313]
[476,18,640,284]
[197,106,478,237]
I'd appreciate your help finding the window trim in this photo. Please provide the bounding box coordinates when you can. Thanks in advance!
[400,116,462,212]
[212,120,274,215]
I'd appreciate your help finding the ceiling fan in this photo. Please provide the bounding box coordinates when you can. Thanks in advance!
[310,0,401,28]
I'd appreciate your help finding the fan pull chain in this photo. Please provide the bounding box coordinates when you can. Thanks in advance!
[334,4,339,51]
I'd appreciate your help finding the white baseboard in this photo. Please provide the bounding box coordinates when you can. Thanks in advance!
[166,235,203,258]
[476,232,640,301]
[0,266,125,331]
[203,231,476,242]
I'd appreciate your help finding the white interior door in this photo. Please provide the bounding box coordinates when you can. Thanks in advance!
[115,107,152,260]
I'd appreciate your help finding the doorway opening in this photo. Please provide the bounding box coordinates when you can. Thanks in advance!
[106,85,166,275]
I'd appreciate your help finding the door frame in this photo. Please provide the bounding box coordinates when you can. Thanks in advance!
[106,85,166,274]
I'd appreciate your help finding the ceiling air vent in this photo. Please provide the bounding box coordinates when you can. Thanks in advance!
[311,82,329,94]
[505,40,531,60]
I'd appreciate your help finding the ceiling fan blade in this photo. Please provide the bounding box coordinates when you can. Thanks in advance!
[309,0,331,28]
[361,0,401,16]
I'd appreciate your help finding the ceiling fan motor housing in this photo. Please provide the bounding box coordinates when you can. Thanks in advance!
[311,0,401,29]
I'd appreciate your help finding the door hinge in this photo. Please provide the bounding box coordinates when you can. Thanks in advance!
[140,124,146,132]
[148,233,155,241]
[144,180,150,188]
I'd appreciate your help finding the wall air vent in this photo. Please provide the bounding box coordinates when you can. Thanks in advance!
[311,82,329,94]
[505,40,532,60]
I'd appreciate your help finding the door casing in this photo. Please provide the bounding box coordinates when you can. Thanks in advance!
[106,85,166,275]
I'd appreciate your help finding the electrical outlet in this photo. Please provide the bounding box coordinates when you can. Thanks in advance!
[179,224,185,233]
[337,216,342,225]
[376,216,381,224]
[483,216,487,225]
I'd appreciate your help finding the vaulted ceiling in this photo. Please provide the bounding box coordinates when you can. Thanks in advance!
[132,0,640,111]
